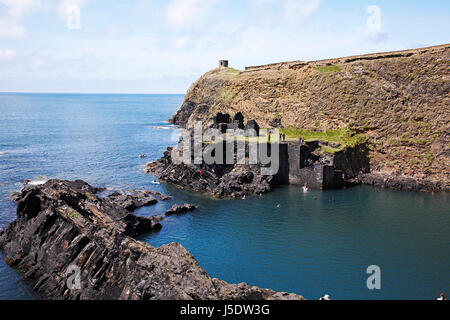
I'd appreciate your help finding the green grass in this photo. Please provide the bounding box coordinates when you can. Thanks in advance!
[316,65,341,73]
[218,87,237,103]
[312,145,339,156]
[202,126,367,153]
[68,209,80,218]
[421,151,435,167]
[389,138,429,146]
[223,67,241,76]
[280,126,367,150]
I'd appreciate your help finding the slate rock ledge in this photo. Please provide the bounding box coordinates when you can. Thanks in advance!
[0,179,303,300]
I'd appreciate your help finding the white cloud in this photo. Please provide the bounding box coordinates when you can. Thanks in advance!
[0,0,40,19]
[166,0,220,29]
[249,0,320,25]
[282,0,321,24]
[0,19,25,38]
[0,48,16,59]
[0,0,42,38]
[173,36,188,48]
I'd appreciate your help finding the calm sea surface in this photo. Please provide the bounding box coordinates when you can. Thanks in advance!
[0,93,448,300]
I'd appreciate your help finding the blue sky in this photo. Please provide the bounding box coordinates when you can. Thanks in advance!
[0,0,449,93]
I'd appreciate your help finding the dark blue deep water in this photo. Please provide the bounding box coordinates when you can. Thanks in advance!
[0,93,448,300]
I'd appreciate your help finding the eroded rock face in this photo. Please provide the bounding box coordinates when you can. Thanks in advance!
[0,180,304,300]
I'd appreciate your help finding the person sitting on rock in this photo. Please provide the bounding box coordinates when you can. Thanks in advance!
[437,292,446,300]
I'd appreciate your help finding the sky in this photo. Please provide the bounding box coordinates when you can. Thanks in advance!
[0,0,449,93]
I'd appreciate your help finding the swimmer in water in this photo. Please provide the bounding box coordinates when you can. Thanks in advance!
[302,183,308,192]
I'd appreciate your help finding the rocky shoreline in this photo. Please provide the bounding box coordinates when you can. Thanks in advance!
[146,146,275,199]
[147,142,447,198]
[353,173,448,192]
[0,179,304,300]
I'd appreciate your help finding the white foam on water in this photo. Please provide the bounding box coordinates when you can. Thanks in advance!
[25,176,49,186]
[0,150,16,156]
[0,148,32,156]
[27,180,48,186]
[148,126,175,130]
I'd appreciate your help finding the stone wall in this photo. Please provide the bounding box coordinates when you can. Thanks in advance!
[277,141,351,190]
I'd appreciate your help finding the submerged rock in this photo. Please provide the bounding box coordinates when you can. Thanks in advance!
[0,179,304,300]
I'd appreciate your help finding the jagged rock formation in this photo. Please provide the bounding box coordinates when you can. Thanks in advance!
[146,144,276,198]
[106,190,158,211]
[0,180,303,300]
[165,204,197,216]
[170,44,450,192]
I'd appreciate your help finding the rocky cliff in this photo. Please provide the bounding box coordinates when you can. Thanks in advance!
[170,44,450,191]
[0,180,303,300]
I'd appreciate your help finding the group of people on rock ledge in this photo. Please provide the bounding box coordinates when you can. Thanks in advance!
[278,133,286,141]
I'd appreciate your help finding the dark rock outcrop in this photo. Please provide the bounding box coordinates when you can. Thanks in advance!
[146,145,276,198]
[269,118,283,128]
[106,190,158,211]
[234,112,245,128]
[354,173,448,192]
[213,112,231,125]
[165,204,197,216]
[169,101,196,127]
[0,179,304,300]
[244,120,260,136]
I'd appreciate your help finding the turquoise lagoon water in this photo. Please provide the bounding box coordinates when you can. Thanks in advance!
[0,93,448,300]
